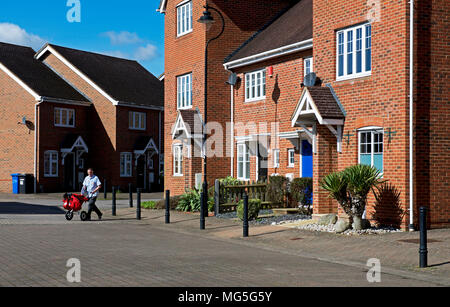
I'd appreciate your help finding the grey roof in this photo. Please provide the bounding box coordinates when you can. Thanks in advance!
[0,42,88,102]
[225,0,312,63]
[43,44,164,108]
[307,86,345,119]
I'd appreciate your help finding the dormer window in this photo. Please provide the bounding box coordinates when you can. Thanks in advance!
[177,0,193,37]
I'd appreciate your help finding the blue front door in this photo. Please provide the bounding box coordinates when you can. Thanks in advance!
[301,140,313,178]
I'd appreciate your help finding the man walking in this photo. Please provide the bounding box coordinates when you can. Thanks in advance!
[82,168,103,220]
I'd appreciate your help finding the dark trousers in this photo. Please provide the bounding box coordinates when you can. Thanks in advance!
[87,197,102,218]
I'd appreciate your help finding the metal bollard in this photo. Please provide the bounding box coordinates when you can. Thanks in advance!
[165,190,170,224]
[419,207,428,268]
[104,179,107,199]
[200,191,205,230]
[243,193,249,237]
[129,183,133,208]
[136,188,141,220]
[112,186,116,216]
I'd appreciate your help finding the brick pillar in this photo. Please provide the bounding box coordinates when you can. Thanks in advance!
[313,124,338,215]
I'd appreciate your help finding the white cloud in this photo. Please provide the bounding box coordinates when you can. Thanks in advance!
[0,23,45,50]
[133,44,157,61]
[102,31,143,45]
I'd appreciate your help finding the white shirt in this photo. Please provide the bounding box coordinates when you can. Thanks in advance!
[82,175,102,198]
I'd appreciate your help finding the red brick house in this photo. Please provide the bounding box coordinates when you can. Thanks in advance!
[0,42,164,193]
[161,0,448,229]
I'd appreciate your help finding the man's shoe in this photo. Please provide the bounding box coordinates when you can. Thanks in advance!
[98,214,103,221]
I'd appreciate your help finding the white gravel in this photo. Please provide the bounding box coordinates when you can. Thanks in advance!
[276,219,401,235]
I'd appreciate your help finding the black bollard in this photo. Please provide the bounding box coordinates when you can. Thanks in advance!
[136,188,141,220]
[200,191,205,230]
[243,193,249,237]
[165,190,170,224]
[104,179,107,199]
[419,207,428,268]
[112,186,116,216]
[129,183,133,208]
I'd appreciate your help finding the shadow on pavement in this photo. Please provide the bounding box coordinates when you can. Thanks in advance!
[0,202,65,215]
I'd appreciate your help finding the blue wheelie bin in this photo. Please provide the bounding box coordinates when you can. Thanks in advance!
[11,173,20,194]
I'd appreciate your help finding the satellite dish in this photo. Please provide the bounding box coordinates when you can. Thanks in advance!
[22,116,27,125]
[304,72,317,87]
[226,73,239,86]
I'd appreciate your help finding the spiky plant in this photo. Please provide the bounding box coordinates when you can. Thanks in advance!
[320,171,351,216]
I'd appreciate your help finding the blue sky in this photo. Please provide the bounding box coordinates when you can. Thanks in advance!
[0,0,165,76]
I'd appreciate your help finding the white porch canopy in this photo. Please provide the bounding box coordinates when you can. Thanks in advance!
[61,135,88,165]
[291,87,345,153]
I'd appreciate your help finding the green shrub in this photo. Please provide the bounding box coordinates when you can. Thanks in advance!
[220,176,241,186]
[237,199,261,221]
[141,201,157,209]
[290,177,313,209]
[267,175,288,206]
[176,188,214,212]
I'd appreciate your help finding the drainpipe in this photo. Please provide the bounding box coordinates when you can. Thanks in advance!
[159,110,162,183]
[34,101,41,194]
[409,0,415,231]
[230,84,234,177]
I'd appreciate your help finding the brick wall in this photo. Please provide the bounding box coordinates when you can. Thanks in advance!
[164,0,295,195]
[0,70,35,192]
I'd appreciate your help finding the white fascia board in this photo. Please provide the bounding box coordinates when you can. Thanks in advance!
[35,45,118,105]
[157,0,167,13]
[116,101,164,111]
[224,39,313,70]
[0,63,41,101]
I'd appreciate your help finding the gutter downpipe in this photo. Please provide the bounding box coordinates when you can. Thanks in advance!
[230,83,234,178]
[409,0,415,231]
[34,100,42,194]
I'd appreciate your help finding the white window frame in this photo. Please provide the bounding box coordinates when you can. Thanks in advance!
[120,152,133,177]
[304,57,313,76]
[245,69,266,102]
[177,73,192,109]
[54,107,75,128]
[237,143,250,181]
[173,144,183,176]
[44,151,58,177]
[273,149,280,168]
[288,149,295,168]
[358,127,383,174]
[129,112,146,130]
[177,0,193,37]
[336,23,372,81]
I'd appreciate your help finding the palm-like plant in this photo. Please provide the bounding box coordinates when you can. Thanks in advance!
[320,164,385,230]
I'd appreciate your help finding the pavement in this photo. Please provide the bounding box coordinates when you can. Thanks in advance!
[0,193,448,287]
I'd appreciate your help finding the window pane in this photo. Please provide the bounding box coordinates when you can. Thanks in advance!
[356,28,362,73]
[347,30,353,75]
[365,25,372,71]
[373,154,383,173]
[360,154,371,166]
[55,109,60,125]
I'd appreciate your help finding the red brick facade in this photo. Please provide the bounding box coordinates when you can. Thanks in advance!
[0,49,163,193]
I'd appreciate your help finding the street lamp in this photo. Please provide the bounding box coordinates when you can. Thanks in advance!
[197,5,225,230]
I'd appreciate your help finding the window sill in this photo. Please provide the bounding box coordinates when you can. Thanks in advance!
[176,30,193,39]
[173,174,184,177]
[177,106,193,110]
[245,97,266,103]
[54,125,75,128]
[120,175,133,178]
[129,128,146,131]
[44,175,59,178]
[336,72,371,82]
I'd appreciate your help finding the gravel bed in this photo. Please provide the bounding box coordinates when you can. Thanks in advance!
[216,210,311,226]
[294,222,401,235]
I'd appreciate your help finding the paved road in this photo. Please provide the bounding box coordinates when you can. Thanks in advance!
[0,204,442,286]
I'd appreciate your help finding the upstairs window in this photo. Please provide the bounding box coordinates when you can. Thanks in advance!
[177,0,193,36]
[359,128,383,173]
[54,107,75,127]
[304,57,313,76]
[337,23,372,80]
[177,73,192,109]
[245,69,266,102]
[129,112,146,130]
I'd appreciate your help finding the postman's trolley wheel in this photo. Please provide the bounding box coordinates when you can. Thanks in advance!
[80,211,89,222]
[65,211,74,221]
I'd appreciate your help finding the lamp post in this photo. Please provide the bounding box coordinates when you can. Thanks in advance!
[197,5,225,228]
